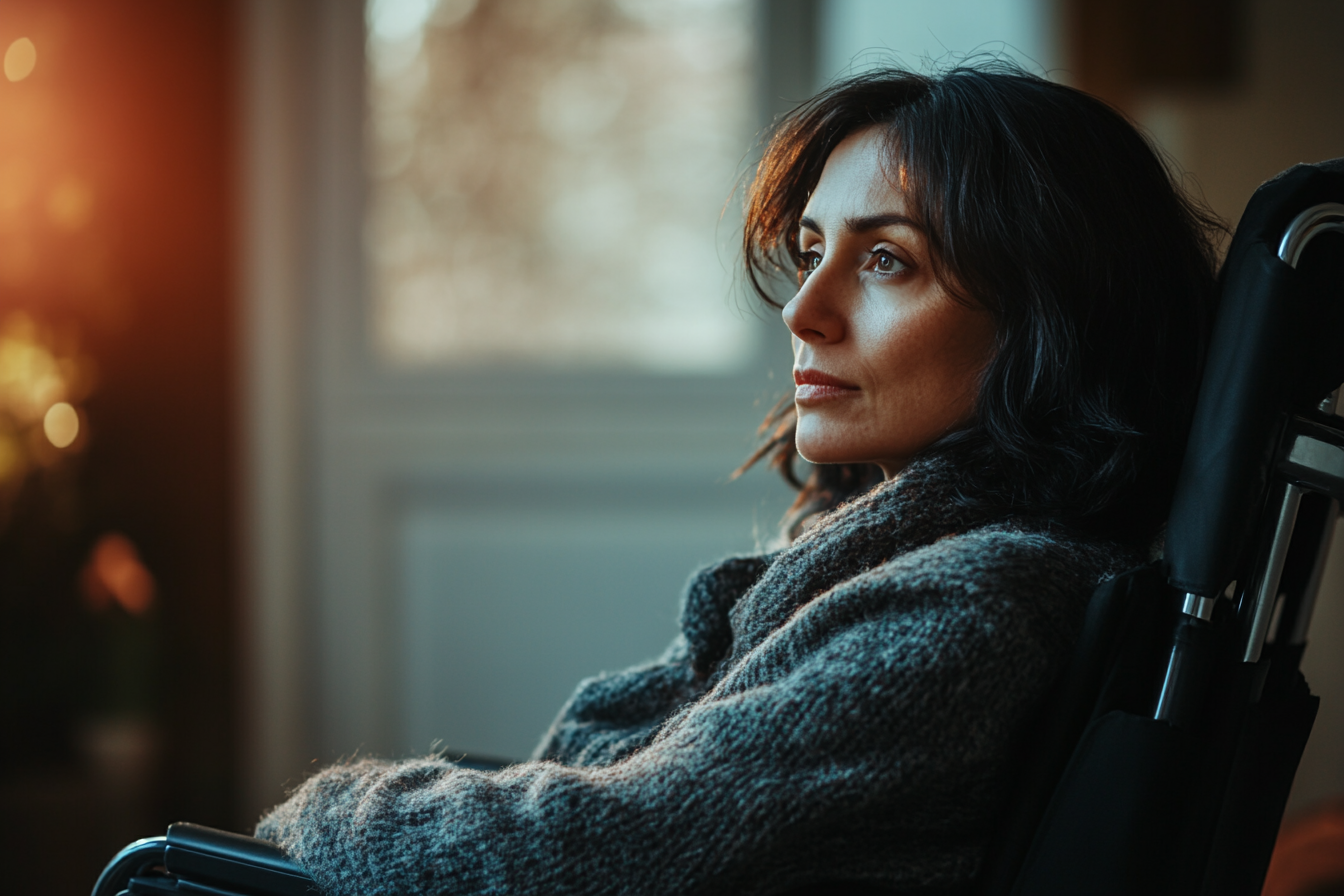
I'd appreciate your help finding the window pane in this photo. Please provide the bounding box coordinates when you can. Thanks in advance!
[366,0,759,373]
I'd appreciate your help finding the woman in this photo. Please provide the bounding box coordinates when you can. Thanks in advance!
[256,64,1222,895]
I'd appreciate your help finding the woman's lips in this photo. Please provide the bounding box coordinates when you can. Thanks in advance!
[794,369,860,402]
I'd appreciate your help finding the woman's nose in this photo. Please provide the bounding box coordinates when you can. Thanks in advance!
[782,268,845,344]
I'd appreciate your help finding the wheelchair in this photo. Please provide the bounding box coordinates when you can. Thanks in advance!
[92,160,1344,896]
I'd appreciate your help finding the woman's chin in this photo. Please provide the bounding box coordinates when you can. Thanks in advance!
[795,430,906,477]
[794,435,864,467]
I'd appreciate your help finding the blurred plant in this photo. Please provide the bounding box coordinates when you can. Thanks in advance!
[0,308,94,530]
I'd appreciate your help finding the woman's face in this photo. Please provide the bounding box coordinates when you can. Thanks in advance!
[784,126,996,479]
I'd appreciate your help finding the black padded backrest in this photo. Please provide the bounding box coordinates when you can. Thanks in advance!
[1166,159,1344,597]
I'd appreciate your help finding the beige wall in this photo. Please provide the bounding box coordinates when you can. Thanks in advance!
[1139,0,1344,229]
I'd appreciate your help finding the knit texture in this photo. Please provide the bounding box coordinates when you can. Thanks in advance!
[256,457,1140,895]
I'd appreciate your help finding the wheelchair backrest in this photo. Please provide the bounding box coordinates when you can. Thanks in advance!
[979,159,1344,896]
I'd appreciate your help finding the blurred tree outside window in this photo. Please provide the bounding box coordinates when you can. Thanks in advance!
[366,0,759,373]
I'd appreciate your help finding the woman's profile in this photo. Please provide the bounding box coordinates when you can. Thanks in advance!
[255,63,1223,894]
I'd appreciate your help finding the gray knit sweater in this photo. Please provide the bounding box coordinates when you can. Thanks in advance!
[256,458,1139,895]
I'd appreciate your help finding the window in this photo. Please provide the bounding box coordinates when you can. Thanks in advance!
[366,0,759,373]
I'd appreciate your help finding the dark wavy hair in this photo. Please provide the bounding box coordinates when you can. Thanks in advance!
[740,63,1224,545]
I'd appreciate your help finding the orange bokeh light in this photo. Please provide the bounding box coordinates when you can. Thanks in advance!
[81,532,155,615]
[42,399,76,446]
[4,37,35,82]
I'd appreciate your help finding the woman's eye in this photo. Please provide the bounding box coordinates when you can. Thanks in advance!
[798,251,822,282]
[871,249,907,276]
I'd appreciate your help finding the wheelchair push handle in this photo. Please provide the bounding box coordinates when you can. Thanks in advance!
[1166,161,1344,605]
[1238,202,1344,662]
[1278,202,1344,268]
[1156,183,1344,727]
[1222,203,1344,666]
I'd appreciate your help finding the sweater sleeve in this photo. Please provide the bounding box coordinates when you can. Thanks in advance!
[256,532,1101,896]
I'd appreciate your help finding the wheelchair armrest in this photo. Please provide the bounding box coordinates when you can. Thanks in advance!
[92,823,318,896]
[92,754,512,895]
[163,822,316,895]
[91,836,167,896]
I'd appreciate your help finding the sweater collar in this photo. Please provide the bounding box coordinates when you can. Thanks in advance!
[724,454,1009,660]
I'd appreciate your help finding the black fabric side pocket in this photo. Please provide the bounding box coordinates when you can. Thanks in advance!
[1012,710,1196,896]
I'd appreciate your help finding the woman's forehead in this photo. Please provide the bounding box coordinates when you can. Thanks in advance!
[801,127,910,231]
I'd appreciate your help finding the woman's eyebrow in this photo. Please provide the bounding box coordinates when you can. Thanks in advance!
[799,212,919,239]
[844,212,919,233]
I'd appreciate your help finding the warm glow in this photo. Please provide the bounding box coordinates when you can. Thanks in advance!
[82,533,156,615]
[4,38,36,82]
[48,177,94,231]
[0,433,18,480]
[43,401,78,447]
[0,313,92,487]
[0,158,35,217]
[0,314,75,422]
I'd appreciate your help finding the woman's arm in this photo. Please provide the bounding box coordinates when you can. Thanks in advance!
[257,530,1105,896]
